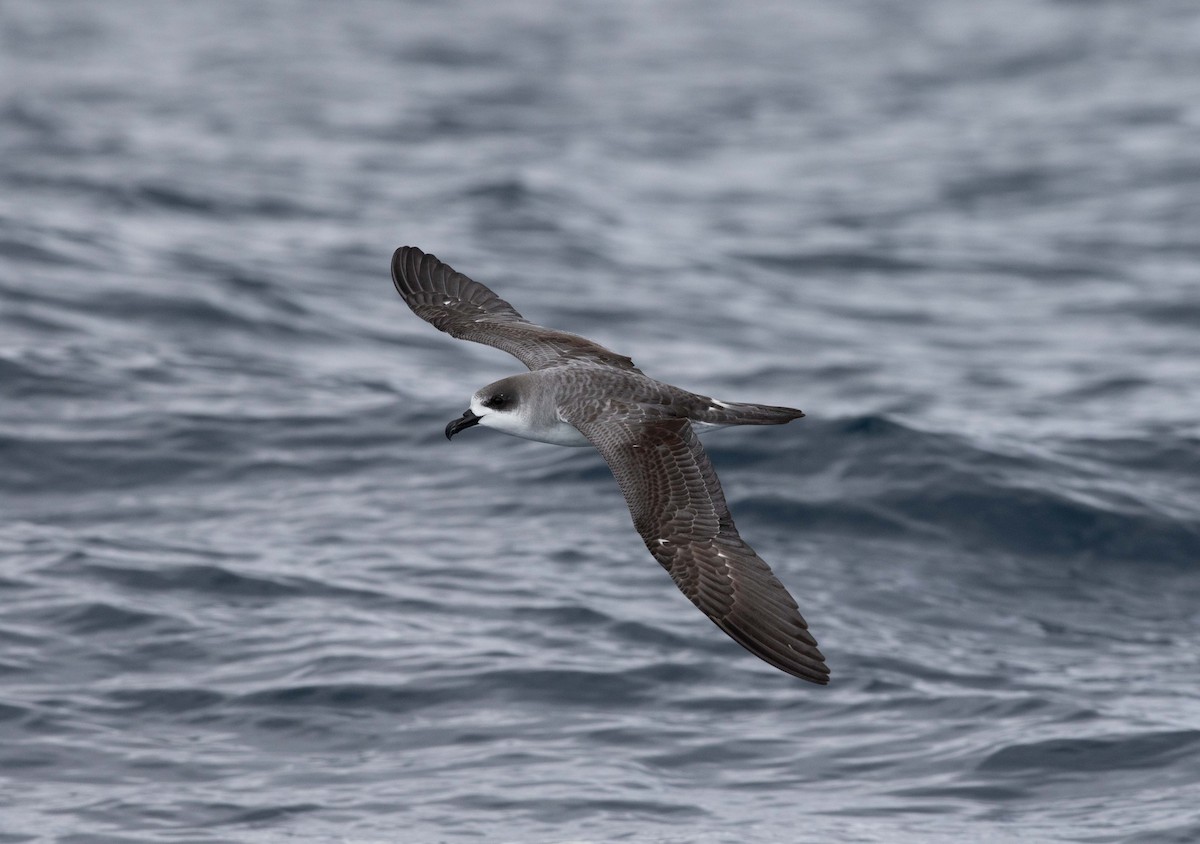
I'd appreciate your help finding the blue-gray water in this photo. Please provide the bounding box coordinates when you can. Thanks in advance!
[2,1,1199,841]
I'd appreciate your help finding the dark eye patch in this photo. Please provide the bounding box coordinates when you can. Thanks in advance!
[483,393,510,409]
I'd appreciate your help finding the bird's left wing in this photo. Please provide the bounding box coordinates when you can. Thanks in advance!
[391,246,641,373]
[562,400,830,684]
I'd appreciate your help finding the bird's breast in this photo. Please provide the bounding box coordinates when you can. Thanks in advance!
[481,409,592,447]
[530,418,592,447]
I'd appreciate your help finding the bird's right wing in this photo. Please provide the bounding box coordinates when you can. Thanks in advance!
[562,400,830,684]
[391,246,641,373]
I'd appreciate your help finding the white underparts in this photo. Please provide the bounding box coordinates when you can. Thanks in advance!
[472,399,590,447]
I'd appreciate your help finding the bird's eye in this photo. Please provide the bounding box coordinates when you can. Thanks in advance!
[483,393,508,409]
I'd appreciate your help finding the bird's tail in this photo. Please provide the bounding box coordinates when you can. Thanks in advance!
[692,398,805,427]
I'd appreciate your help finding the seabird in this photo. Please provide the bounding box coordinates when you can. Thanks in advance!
[391,246,829,684]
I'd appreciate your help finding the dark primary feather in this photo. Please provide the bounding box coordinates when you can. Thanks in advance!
[391,246,641,373]
[562,400,830,684]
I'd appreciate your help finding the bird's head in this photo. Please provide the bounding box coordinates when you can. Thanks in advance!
[445,377,523,440]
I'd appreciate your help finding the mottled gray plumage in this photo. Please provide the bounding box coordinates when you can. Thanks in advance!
[391,246,829,684]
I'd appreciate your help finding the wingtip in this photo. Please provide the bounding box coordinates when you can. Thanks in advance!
[756,654,830,685]
[392,245,442,299]
[785,658,832,685]
[390,246,409,295]
[391,245,420,290]
[780,655,831,685]
[392,245,423,268]
[714,616,832,685]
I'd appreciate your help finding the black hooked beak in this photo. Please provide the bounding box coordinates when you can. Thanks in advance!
[445,409,481,441]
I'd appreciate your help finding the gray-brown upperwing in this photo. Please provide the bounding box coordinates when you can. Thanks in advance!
[562,399,830,684]
[391,246,641,373]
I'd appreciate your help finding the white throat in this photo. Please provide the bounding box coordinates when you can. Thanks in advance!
[471,398,590,447]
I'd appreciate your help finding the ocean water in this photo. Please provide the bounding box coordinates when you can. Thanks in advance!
[2,1,1199,841]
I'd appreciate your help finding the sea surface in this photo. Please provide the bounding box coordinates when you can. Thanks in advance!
[2,1,1199,842]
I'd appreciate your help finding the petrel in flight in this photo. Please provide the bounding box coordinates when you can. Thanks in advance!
[392,246,829,684]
